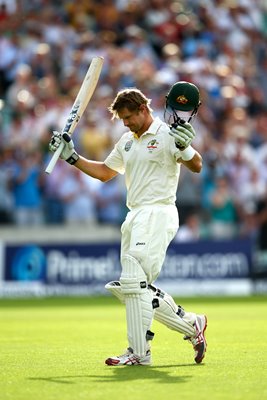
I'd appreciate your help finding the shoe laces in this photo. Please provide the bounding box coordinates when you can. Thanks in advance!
[117,347,133,358]
[184,320,204,347]
[188,333,202,347]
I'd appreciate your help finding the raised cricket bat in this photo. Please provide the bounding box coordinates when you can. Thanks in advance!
[45,56,104,174]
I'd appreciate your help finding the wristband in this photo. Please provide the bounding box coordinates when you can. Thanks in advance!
[180,145,196,161]
[66,152,80,165]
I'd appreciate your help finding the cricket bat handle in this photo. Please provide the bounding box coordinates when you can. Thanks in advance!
[45,141,65,174]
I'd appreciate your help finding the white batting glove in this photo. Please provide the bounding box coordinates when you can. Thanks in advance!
[169,122,196,149]
[49,131,79,165]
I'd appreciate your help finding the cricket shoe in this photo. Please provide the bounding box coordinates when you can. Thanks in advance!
[105,347,151,366]
[184,314,207,364]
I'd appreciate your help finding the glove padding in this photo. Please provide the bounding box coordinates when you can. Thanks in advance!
[169,122,196,149]
[49,131,79,165]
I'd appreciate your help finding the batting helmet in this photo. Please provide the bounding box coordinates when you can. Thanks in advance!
[166,81,201,112]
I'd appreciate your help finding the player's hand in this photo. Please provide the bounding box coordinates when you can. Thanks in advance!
[169,122,196,149]
[49,131,79,165]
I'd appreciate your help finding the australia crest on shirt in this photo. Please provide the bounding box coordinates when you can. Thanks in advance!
[147,139,159,153]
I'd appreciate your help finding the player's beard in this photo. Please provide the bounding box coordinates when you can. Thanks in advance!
[130,122,144,136]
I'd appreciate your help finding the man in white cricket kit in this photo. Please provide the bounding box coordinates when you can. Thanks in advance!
[49,81,207,366]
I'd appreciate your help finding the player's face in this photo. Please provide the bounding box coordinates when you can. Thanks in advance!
[118,106,147,136]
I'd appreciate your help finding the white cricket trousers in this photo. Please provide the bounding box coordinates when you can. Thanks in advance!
[120,204,179,284]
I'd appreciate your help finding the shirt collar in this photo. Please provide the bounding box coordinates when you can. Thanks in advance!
[133,117,163,139]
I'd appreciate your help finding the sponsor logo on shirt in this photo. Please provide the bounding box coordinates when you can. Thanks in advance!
[124,140,133,152]
[136,242,146,246]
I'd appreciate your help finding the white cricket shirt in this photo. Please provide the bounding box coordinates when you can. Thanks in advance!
[104,117,182,209]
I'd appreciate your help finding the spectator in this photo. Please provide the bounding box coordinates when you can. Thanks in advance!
[176,165,202,226]
[5,64,35,108]
[237,168,266,240]
[255,194,267,250]
[0,148,14,223]
[42,161,66,224]
[174,213,201,242]
[0,32,22,97]
[95,176,127,226]
[57,167,99,225]
[10,150,44,226]
[207,175,238,239]
[200,149,226,216]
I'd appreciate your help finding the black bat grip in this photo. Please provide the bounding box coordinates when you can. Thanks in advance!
[62,132,71,142]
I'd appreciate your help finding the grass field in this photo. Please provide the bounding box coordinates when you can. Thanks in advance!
[0,295,267,400]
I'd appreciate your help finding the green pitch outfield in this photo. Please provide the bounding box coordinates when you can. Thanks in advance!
[0,295,266,400]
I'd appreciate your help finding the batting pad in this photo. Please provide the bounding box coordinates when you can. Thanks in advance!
[120,255,153,358]
[105,281,125,303]
[152,291,196,337]
[106,281,196,338]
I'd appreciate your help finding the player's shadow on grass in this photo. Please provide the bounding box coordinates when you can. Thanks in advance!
[27,363,200,385]
[91,365,194,384]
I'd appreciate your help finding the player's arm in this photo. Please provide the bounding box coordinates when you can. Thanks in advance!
[75,156,118,182]
[169,122,202,173]
[49,131,118,182]
[180,150,202,173]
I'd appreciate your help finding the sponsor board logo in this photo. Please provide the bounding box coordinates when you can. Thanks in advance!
[11,245,46,281]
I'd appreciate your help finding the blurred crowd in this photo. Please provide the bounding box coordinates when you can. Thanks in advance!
[0,0,267,249]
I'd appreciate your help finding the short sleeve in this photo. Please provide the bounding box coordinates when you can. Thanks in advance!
[104,142,125,174]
